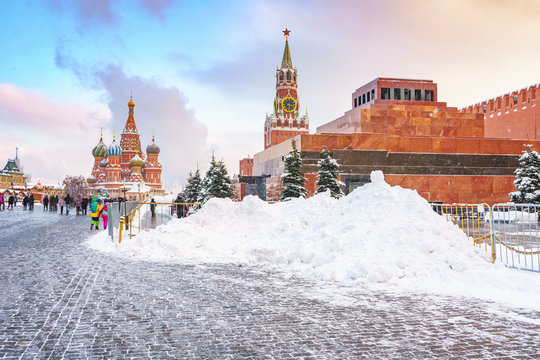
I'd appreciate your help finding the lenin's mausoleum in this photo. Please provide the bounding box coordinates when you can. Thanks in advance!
[236,30,540,205]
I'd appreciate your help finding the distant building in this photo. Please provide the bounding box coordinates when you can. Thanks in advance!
[235,31,540,205]
[263,28,309,149]
[239,158,253,176]
[0,148,28,190]
[461,84,540,140]
[88,96,165,199]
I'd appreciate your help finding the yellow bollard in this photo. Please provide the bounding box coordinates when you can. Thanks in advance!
[119,219,124,244]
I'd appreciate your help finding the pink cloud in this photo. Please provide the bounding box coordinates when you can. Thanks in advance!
[0,83,109,136]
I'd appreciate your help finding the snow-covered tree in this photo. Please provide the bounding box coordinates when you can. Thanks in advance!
[184,169,202,204]
[316,146,344,198]
[280,139,307,201]
[198,154,234,203]
[62,175,88,198]
[510,144,540,203]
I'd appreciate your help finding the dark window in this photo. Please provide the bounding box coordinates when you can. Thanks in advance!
[482,105,487,113]
[513,95,518,105]
[280,72,284,80]
[367,92,370,102]
[381,88,390,100]
[354,98,357,107]
[286,72,291,80]
[425,90,434,101]
[371,89,375,100]
[415,89,422,101]
[404,89,411,101]
[394,88,401,100]
[362,93,366,104]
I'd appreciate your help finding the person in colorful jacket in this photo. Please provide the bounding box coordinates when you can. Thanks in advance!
[99,203,109,230]
[90,196,102,230]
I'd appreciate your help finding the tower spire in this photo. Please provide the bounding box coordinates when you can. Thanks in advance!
[281,28,293,69]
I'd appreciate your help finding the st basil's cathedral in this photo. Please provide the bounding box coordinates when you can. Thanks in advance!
[87,96,164,198]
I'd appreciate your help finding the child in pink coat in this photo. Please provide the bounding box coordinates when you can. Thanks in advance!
[100,204,109,230]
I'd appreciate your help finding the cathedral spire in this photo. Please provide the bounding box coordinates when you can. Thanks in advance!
[281,28,293,69]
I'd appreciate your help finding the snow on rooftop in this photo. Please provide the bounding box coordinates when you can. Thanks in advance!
[86,171,540,310]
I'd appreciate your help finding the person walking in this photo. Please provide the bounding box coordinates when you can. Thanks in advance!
[82,197,88,215]
[99,203,109,230]
[0,193,4,211]
[22,194,28,210]
[150,198,156,220]
[28,194,34,211]
[7,195,14,210]
[90,196,102,230]
[75,195,82,215]
[58,196,65,215]
[43,195,49,211]
[64,194,71,215]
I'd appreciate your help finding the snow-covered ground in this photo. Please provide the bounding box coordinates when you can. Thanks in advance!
[85,171,540,311]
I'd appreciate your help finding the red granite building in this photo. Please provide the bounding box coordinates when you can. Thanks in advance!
[235,32,537,205]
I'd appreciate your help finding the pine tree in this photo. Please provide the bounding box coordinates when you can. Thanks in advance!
[184,169,202,204]
[198,154,234,203]
[510,144,540,203]
[315,146,344,198]
[280,139,307,201]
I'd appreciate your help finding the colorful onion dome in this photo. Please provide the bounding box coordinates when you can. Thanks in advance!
[87,175,96,184]
[130,154,144,167]
[92,136,107,158]
[146,135,160,155]
[99,158,109,168]
[106,137,122,156]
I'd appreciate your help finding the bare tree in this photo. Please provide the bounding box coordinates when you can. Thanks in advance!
[62,175,88,198]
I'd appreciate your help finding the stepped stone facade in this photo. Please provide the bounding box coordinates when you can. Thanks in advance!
[235,35,538,205]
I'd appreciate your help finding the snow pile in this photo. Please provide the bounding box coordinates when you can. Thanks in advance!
[87,170,489,283]
[86,171,540,309]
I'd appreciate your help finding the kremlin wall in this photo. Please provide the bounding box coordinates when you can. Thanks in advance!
[235,31,540,205]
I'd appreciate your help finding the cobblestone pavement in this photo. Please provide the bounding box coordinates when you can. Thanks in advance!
[1,206,540,359]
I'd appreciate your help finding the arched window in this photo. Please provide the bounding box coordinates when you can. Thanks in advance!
[294,74,296,81]
[277,120,281,127]
[287,72,291,80]
[293,120,298,128]
[280,72,284,81]
[300,120,305,128]
[284,120,289,127]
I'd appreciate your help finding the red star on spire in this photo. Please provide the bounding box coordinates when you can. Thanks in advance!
[283,28,291,37]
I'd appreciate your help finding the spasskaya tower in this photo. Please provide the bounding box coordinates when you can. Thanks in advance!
[264,29,309,149]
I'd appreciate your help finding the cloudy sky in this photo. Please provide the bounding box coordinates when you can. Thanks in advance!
[2,0,540,187]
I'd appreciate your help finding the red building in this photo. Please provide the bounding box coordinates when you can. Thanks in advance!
[239,158,253,176]
[88,96,163,198]
[461,84,540,140]
[235,32,537,205]
[263,29,309,149]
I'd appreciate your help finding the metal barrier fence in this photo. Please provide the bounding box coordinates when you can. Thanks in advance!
[435,203,495,262]
[117,202,201,243]
[433,203,540,272]
[489,204,540,272]
[108,201,138,241]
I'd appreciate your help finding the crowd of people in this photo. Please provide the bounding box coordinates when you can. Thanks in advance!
[0,192,124,231]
